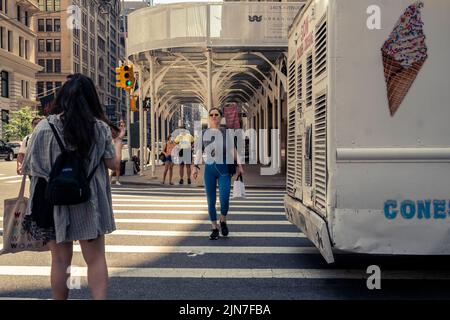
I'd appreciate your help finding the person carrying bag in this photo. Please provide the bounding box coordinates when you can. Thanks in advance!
[0,176,49,254]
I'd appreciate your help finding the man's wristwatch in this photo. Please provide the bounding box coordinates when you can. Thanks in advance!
[194,165,200,170]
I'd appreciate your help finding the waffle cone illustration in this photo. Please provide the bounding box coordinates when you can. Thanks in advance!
[381,1,427,116]
[382,52,425,116]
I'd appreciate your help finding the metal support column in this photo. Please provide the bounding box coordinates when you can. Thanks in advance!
[277,75,282,174]
[139,67,145,176]
[150,57,156,178]
[206,48,213,110]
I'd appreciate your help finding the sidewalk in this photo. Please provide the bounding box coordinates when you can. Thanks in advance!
[117,164,286,189]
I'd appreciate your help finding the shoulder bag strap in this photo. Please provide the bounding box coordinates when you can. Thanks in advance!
[48,120,66,153]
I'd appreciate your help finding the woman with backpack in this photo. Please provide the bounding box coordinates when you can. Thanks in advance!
[21,74,124,300]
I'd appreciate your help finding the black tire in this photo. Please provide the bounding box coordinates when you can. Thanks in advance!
[5,151,14,161]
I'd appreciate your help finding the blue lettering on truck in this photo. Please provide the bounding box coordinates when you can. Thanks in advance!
[384,200,450,219]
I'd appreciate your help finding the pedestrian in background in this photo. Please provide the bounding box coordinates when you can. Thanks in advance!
[21,74,124,300]
[109,119,125,185]
[16,117,42,175]
[175,125,194,185]
[161,135,176,185]
[191,107,244,240]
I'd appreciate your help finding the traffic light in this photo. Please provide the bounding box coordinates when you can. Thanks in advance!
[123,65,135,91]
[115,66,125,88]
[115,65,135,91]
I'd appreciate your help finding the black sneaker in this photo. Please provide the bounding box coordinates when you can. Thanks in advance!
[209,228,220,240]
[220,221,229,237]
[187,178,191,185]
[179,179,184,185]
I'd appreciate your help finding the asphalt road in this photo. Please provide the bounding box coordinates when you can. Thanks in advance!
[0,160,449,300]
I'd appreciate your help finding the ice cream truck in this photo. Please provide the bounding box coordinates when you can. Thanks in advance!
[284,0,450,263]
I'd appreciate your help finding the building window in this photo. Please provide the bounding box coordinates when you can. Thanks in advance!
[90,54,95,67]
[46,19,53,32]
[38,0,44,11]
[54,59,61,73]
[46,59,53,73]
[46,39,52,52]
[73,43,79,57]
[4,0,7,14]
[38,39,45,52]
[54,39,61,52]
[38,59,45,72]
[38,19,45,32]
[73,62,80,73]
[26,81,29,99]
[17,5,21,22]
[0,27,4,49]
[1,71,9,98]
[54,0,60,11]
[25,11,29,26]
[7,30,12,52]
[19,37,23,57]
[46,82,53,95]
[25,40,29,59]
[82,30,87,46]
[54,19,61,32]
[46,0,53,12]
[82,48,88,64]
[37,81,44,97]
[55,81,62,94]
[21,80,25,97]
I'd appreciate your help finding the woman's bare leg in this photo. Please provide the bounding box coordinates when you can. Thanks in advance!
[48,240,74,300]
[79,236,108,300]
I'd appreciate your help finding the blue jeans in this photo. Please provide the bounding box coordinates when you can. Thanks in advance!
[204,163,231,222]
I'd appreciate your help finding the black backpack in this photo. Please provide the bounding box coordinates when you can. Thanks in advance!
[45,121,100,206]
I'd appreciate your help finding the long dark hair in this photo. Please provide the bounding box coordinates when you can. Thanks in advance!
[49,74,111,157]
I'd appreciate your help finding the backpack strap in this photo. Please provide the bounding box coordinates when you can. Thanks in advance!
[48,121,66,153]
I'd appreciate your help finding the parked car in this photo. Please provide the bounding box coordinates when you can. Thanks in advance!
[0,140,15,161]
[7,141,22,158]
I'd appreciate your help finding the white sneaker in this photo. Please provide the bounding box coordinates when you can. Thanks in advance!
[115,181,121,185]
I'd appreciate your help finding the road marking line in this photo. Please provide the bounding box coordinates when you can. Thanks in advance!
[5,179,23,184]
[113,218,291,225]
[110,230,305,238]
[0,217,292,225]
[112,188,285,193]
[113,204,284,209]
[112,210,284,215]
[0,266,449,280]
[76,245,316,254]
[0,175,21,181]
[112,197,283,203]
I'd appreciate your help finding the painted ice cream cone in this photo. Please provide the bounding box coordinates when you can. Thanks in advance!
[381,1,428,116]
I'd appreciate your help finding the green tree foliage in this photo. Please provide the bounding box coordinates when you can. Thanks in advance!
[3,107,38,141]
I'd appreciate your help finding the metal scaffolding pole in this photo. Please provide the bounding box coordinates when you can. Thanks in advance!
[139,67,145,176]
[150,57,156,178]
[206,49,213,110]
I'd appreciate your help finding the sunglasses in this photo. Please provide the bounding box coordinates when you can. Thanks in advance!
[209,113,220,117]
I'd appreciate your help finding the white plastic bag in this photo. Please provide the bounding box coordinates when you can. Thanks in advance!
[232,174,246,199]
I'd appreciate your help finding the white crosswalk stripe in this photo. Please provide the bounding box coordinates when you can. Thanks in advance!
[0,175,21,181]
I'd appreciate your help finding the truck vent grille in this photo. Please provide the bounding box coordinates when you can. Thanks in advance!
[304,124,312,186]
[306,54,313,107]
[288,59,296,100]
[286,108,296,197]
[296,62,303,113]
[314,94,327,214]
[296,123,303,189]
[315,19,327,77]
